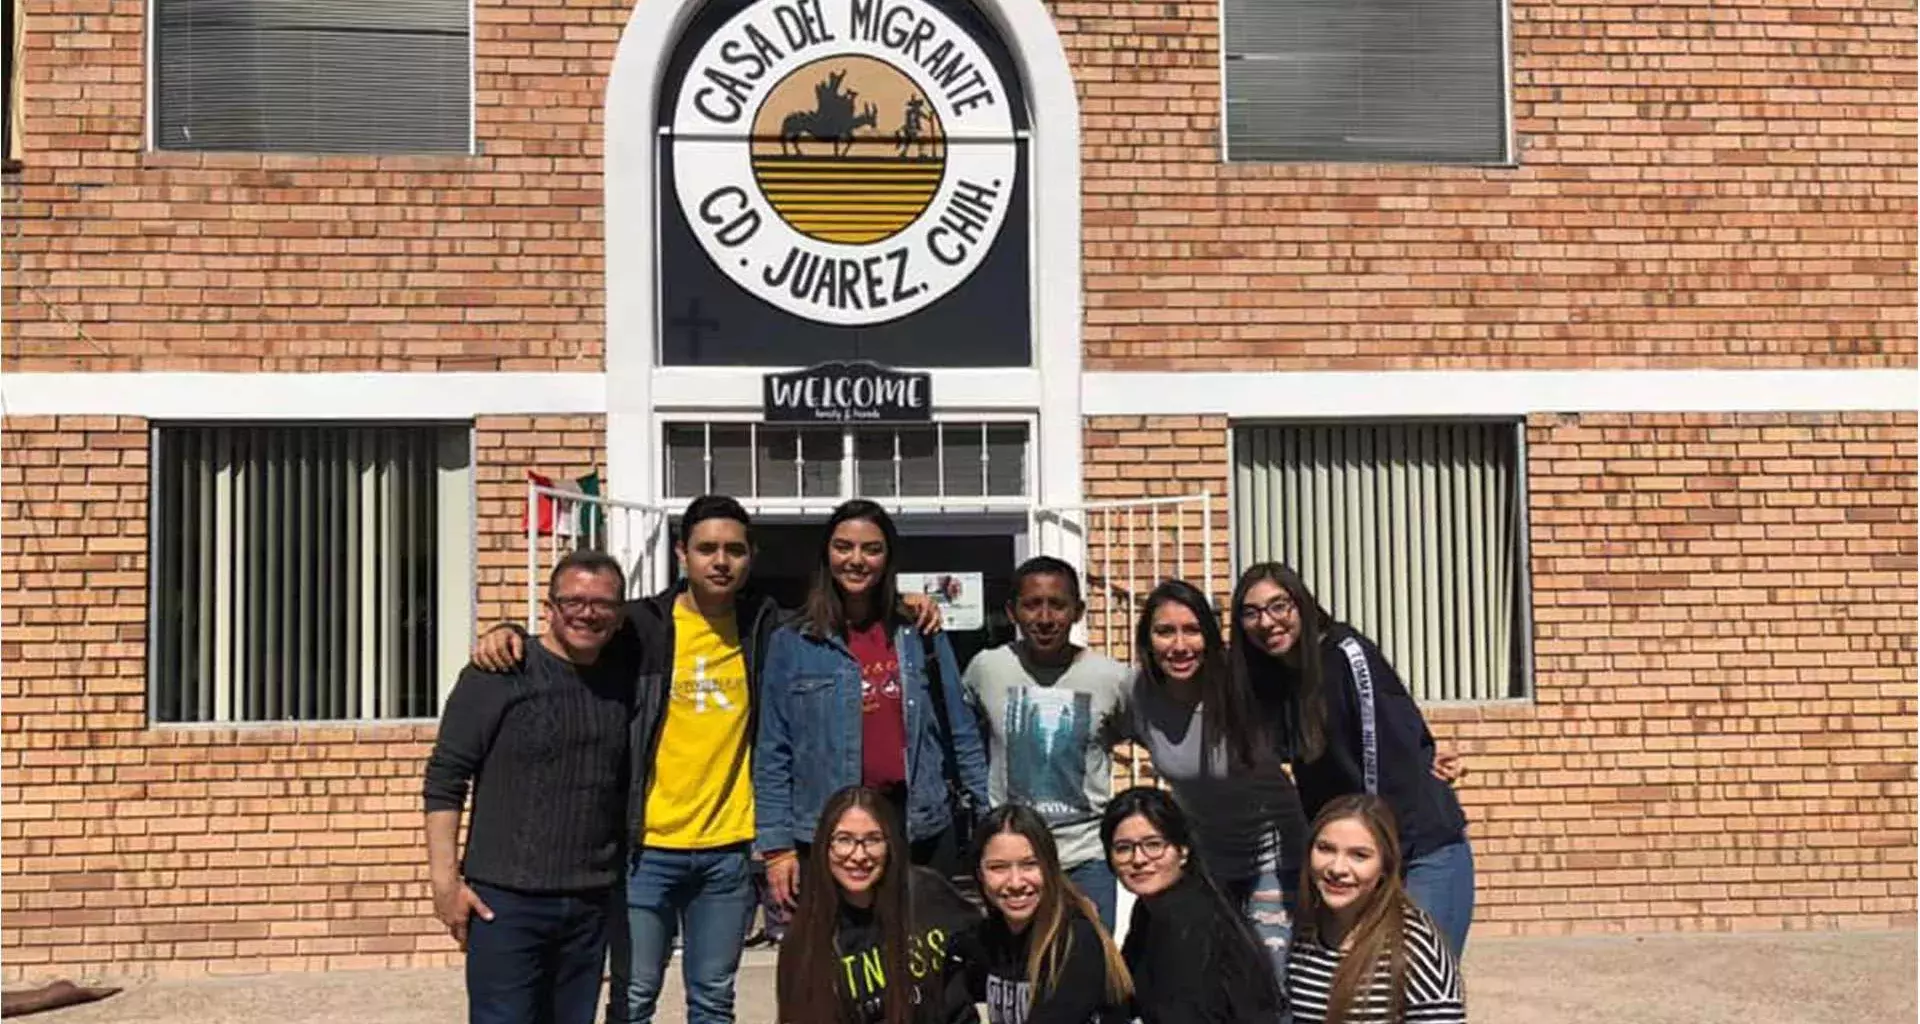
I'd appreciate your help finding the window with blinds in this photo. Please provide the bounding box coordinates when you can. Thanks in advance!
[153,0,471,154]
[150,424,474,723]
[1222,0,1509,164]
[1232,421,1528,702]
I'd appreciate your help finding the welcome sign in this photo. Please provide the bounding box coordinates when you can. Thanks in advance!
[764,361,933,422]
[671,0,1018,327]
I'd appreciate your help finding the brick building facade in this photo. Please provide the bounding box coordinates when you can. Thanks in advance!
[3,0,1915,983]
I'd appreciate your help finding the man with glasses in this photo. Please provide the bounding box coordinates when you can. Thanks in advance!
[424,550,636,1024]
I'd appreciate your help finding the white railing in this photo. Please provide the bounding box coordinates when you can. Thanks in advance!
[1031,492,1216,664]
[1031,492,1218,792]
[524,483,672,630]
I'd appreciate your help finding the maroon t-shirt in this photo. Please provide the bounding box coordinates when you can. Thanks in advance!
[847,620,907,790]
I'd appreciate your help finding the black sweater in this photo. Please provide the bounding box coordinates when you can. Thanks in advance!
[1288,626,1468,863]
[962,912,1129,1024]
[1122,872,1281,1024]
[423,642,635,893]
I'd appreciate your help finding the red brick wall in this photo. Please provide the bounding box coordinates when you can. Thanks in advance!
[5,0,1913,370]
[1088,412,1919,936]
[3,0,625,371]
[0,416,607,981]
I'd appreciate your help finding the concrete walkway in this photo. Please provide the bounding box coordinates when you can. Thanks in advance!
[15,930,1915,1024]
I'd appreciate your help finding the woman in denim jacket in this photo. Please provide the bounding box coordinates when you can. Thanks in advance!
[755,499,992,914]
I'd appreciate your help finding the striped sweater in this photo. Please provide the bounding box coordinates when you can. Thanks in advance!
[1284,909,1466,1024]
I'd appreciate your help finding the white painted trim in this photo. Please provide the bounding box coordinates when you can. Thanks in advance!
[1084,369,1920,418]
[601,0,1085,515]
[649,367,1042,412]
[7,368,1909,419]
[0,373,606,419]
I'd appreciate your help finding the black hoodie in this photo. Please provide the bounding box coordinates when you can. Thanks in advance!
[1288,624,1468,863]
[828,866,982,1024]
[1122,871,1280,1024]
[961,911,1129,1024]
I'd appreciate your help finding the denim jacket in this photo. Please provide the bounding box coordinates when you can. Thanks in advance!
[753,620,991,851]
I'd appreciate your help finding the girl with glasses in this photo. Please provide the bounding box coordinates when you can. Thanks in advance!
[961,804,1132,1024]
[1104,580,1308,999]
[1287,795,1465,1024]
[1229,564,1474,957]
[1098,787,1281,1024]
[775,786,981,1024]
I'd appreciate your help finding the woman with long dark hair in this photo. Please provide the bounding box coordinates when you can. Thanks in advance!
[1286,795,1464,1024]
[1229,563,1474,956]
[1099,786,1281,1024]
[755,499,992,915]
[1106,580,1306,994]
[963,804,1131,1024]
[775,786,980,1024]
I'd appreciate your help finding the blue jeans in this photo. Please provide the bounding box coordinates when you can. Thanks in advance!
[1404,839,1475,957]
[608,844,756,1024]
[464,881,610,1024]
[1066,858,1117,932]
[1230,865,1295,1023]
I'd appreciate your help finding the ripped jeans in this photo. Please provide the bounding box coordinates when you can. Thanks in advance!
[1226,860,1297,1023]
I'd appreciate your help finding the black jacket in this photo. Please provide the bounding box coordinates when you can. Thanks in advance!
[1290,624,1468,863]
[512,581,786,851]
[1123,872,1280,1024]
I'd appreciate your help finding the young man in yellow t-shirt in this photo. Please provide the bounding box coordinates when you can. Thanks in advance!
[474,496,777,1024]
[611,495,772,1024]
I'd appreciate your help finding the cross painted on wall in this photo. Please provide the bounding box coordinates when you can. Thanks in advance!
[669,298,721,359]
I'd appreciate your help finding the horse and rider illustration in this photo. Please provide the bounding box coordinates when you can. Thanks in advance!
[777,68,941,159]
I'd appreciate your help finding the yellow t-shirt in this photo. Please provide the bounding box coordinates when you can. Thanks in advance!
[642,601,756,848]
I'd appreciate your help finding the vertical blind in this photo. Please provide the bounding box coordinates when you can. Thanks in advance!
[151,424,473,723]
[153,0,471,154]
[1233,422,1526,702]
[1223,0,1508,163]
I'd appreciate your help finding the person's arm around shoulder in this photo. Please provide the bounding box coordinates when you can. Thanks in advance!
[421,666,509,949]
[469,621,529,673]
[932,632,991,811]
[754,626,802,906]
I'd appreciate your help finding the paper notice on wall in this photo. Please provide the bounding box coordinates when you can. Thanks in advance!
[897,572,985,631]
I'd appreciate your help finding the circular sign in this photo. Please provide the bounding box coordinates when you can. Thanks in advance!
[671,0,1018,326]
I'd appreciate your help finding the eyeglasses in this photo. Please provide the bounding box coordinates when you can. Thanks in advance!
[1110,837,1172,863]
[1238,598,1298,626]
[828,833,888,859]
[551,596,620,617]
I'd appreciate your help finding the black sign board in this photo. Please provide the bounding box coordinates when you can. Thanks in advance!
[764,361,932,424]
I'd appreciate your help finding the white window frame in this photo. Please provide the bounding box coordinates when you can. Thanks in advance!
[1215,0,1518,166]
[145,421,478,728]
[1226,416,1534,704]
[142,0,479,156]
[653,411,1038,518]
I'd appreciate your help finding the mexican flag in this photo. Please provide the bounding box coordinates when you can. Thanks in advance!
[524,470,607,543]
